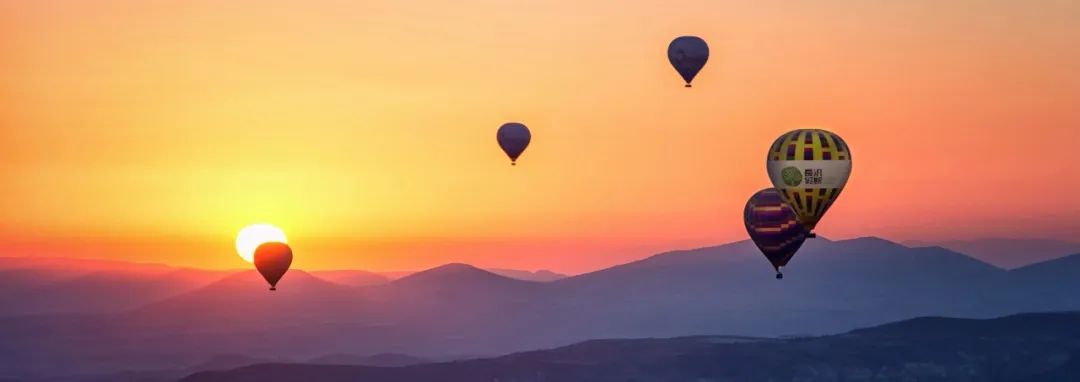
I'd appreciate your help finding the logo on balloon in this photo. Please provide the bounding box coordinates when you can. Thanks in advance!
[781,166,802,187]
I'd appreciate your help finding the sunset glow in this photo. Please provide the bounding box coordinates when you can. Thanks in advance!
[235,224,287,263]
[1,0,1078,273]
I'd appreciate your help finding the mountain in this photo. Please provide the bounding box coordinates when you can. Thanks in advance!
[486,268,566,282]
[0,265,541,379]
[131,270,370,325]
[544,236,1009,338]
[1004,253,1080,312]
[374,271,413,280]
[0,271,384,378]
[306,353,427,367]
[376,263,545,309]
[181,312,1080,382]
[376,268,567,282]
[308,270,390,287]
[906,238,1080,269]
[24,354,282,382]
[0,257,230,316]
[3,237,1080,380]
[387,263,538,291]
[367,263,551,354]
[1012,253,1080,280]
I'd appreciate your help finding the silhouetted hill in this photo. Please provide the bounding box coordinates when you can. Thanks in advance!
[384,262,544,297]
[307,353,427,367]
[389,263,534,290]
[131,270,370,326]
[378,263,543,307]
[2,237,1077,380]
[486,268,566,282]
[546,236,1008,339]
[1012,253,1080,279]
[24,354,281,382]
[376,267,567,282]
[185,354,280,373]
[0,257,229,316]
[1005,253,1080,311]
[906,238,1080,269]
[308,270,390,287]
[182,312,1080,382]
[368,263,549,353]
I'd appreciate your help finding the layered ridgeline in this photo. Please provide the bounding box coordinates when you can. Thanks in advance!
[182,312,1080,382]
[1,237,1079,380]
[905,238,1080,269]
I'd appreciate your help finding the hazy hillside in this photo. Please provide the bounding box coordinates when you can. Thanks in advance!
[376,268,567,282]
[2,237,1079,380]
[0,258,231,316]
[906,238,1080,269]
[486,268,566,282]
[307,270,391,287]
[182,312,1080,382]
[306,353,427,367]
[544,237,1010,338]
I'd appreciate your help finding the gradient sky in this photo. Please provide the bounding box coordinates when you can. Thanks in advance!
[2,0,1078,273]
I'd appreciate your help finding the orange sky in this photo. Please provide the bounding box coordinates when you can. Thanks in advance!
[1,0,1078,273]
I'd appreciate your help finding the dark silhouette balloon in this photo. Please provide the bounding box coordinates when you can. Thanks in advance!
[744,188,809,279]
[497,122,531,165]
[254,242,292,291]
[667,36,709,87]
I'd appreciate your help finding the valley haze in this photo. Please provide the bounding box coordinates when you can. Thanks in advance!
[2,236,1079,381]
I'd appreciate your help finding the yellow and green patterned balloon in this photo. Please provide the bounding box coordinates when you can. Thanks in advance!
[765,129,852,234]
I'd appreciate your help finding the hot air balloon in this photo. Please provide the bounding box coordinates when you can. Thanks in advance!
[667,36,709,87]
[765,129,852,237]
[744,188,810,279]
[497,122,531,165]
[254,242,292,291]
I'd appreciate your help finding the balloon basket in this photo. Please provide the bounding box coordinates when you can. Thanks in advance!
[269,287,276,291]
[776,273,783,280]
[807,232,817,239]
[684,84,692,88]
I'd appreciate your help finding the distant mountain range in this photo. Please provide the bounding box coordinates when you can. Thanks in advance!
[372,268,566,282]
[1,237,1078,380]
[0,259,564,316]
[486,268,566,282]
[0,257,230,316]
[181,312,1080,382]
[905,238,1080,269]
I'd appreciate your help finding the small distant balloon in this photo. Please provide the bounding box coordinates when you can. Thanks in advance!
[765,129,852,236]
[744,188,809,279]
[497,122,531,165]
[254,242,292,291]
[667,36,709,87]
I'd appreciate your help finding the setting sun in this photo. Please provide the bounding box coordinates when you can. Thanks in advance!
[235,224,287,263]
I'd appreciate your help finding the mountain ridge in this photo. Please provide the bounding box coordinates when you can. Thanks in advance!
[3,236,1080,380]
[180,311,1080,382]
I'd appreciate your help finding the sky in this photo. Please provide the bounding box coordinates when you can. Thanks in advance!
[1,0,1078,273]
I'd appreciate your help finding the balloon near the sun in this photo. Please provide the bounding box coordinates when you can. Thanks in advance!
[235,224,287,263]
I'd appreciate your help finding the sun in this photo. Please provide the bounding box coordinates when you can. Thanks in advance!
[235,224,287,263]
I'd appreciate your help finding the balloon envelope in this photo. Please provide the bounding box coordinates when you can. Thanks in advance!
[765,129,852,233]
[254,242,292,291]
[667,36,709,87]
[497,122,531,164]
[744,188,809,274]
